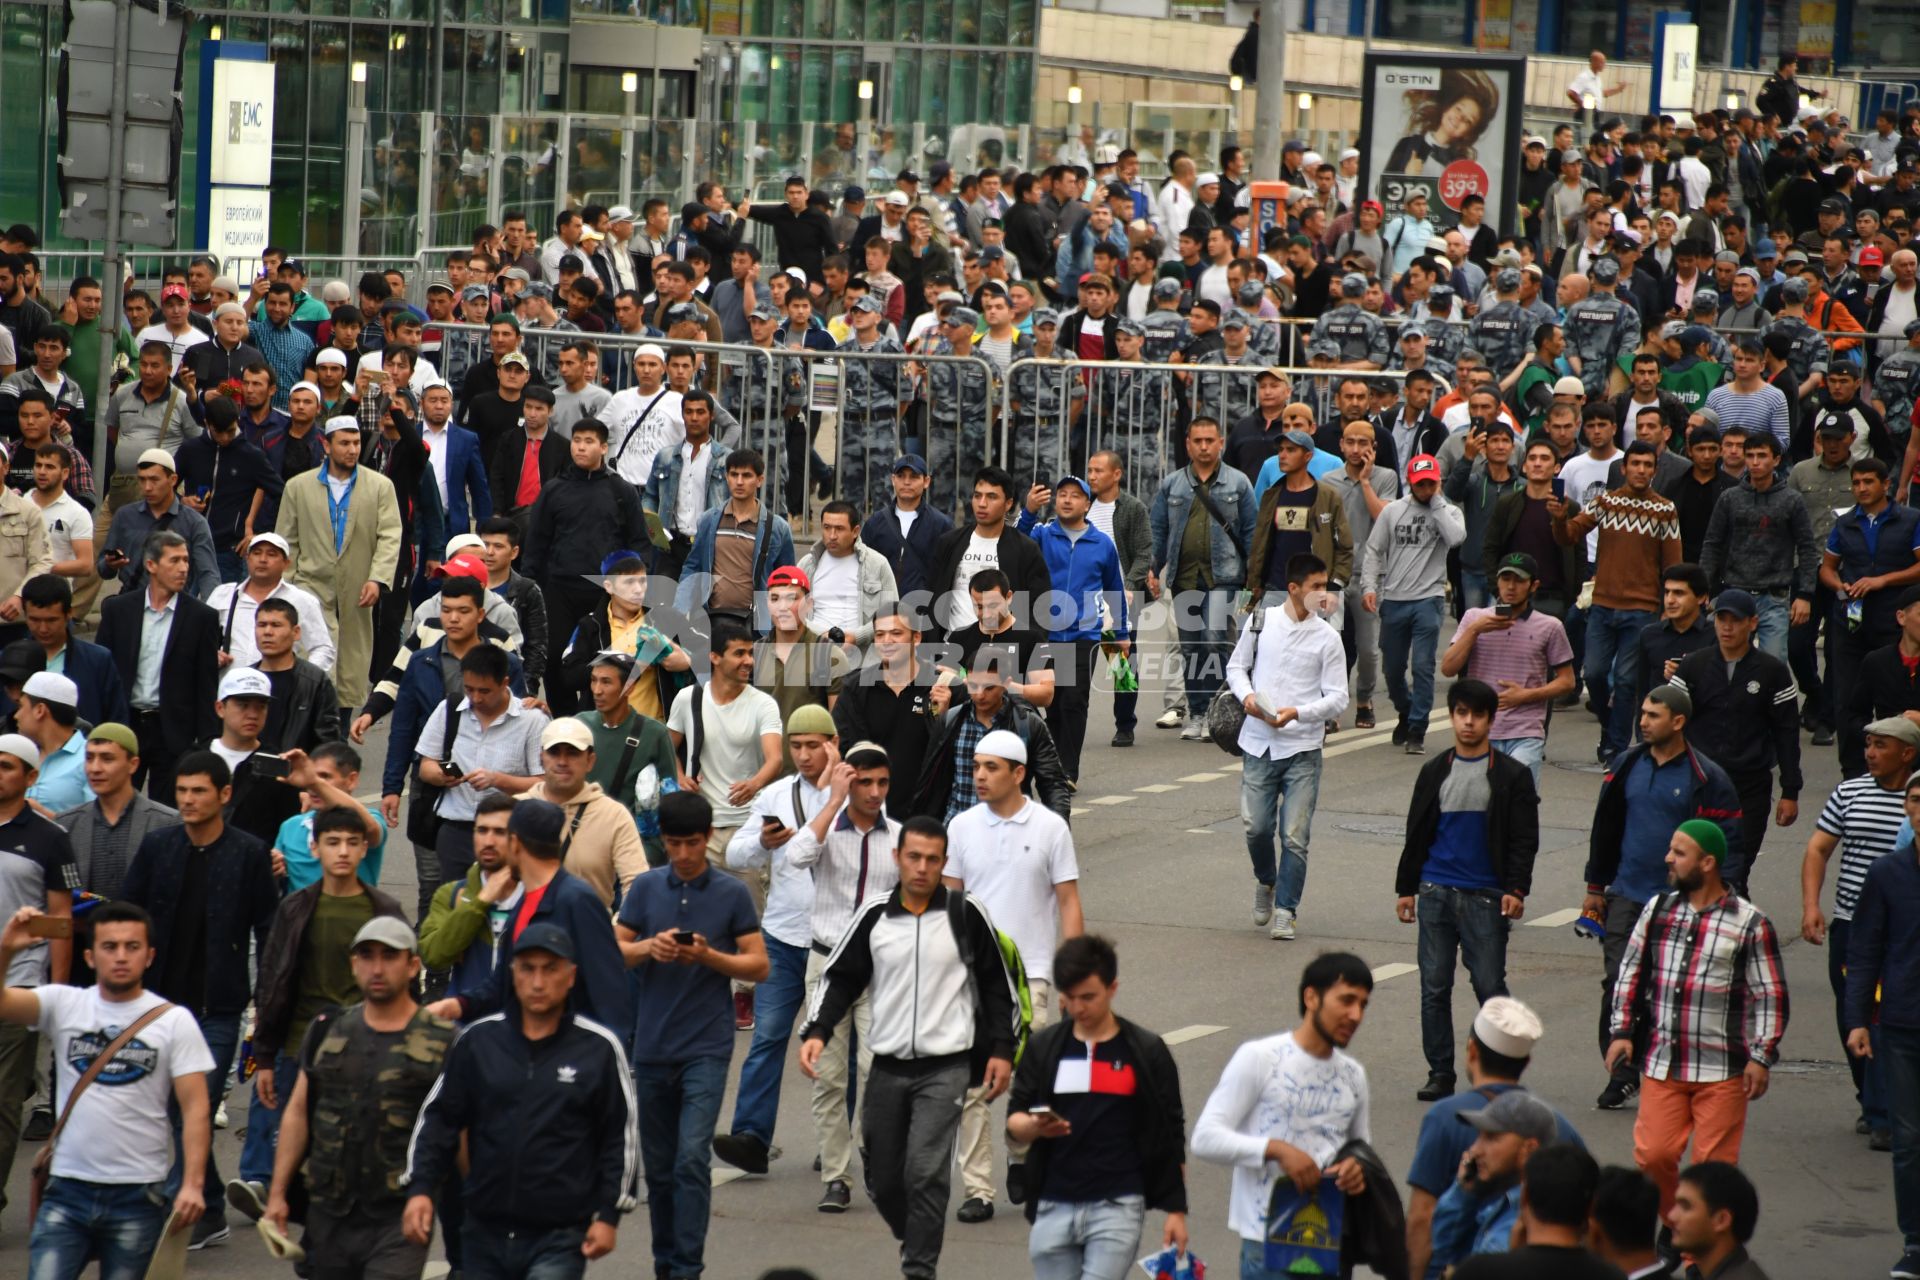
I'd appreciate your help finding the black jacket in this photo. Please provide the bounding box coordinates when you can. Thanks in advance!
[926,523,1054,639]
[1396,747,1540,897]
[912,701,1073,822]
[404,1008,637,1229]
[488,427,572,516]
[1633,614,1716,716]
[1056,309,1119,362]
[1846,640,1920,748]
[1007,1016,1187,1223]
[1004,200,1054,285]
[120,823,278,1017]
[261,658,342,755]
[746,203,837,282]
[1336,1139,1410,1280]
[862,501,956,601]
[495,571,550,691]
[522,464,651,582]
[253,882,407,1057]
[1669,644,1803,797]
[1481,489,1582,589]
[97,589,221,758]
[1586,742,1745,892]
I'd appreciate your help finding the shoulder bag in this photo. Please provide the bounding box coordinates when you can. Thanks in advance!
[31,1001,176,1220]
[1205,603,1267,756]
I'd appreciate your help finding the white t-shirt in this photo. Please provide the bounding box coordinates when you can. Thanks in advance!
[35,985,215,1183]
[209,741,255,772]
[667,683,784,827]
[35,491,91,564]
[945,531,1001,631]
[1193,1032,1371,1242]
[1568,68,1605,105]
[896,505,920,540]
[1088,498,1117,542]
[604,385,686,487]
[1558,449,1620,561]
[810,551,862,633]
[945,799,1079,984]
[135,323,209,373]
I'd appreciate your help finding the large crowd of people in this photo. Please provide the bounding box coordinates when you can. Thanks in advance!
[3,63,1920,1280]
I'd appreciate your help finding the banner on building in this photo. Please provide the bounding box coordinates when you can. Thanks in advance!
[1358,51,1525,233]
[196,43,275,261]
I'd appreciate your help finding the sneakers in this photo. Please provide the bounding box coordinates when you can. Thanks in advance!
[1269,907,1296,941]
[1253,883,1274,926]
[1355,703,1375,729]
[713,1132,771,1175]
[1891,1247,1920,1278]
[1111,729,1134,747]
[1180,718,1207,741]
[1871,1128,1894,1152]
[1812,725,1835,746]
[1596,1076,1640,1110]
[818,1179,852,1213]
[22,1106,52,1142]
[1156,708,1184,729]
[225,1179,268,1222]
[1391,719,1409,746]
[1416,1072,1456,1101]
[1007,1161,1028,1205]
[1404,735,1426,755]
[188,1219,231,1251]
[956,1197,994,1223]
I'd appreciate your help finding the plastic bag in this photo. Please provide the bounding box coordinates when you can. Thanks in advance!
[1136,1244,1205,1279]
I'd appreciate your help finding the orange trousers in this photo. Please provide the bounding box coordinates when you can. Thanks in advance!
[1634,1074,1749,1213]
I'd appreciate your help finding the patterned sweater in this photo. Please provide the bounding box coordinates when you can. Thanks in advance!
[1554,486,1682,613]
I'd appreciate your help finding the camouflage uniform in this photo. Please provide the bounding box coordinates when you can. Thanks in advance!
[1467,298,1533,379]
[926,338,994,516]
[1763,313,1831,390]
[719,346,781,455]
[1007,346,1085,490]
[1309,302,1391,367]
[1192,344,1266,428]
[1873,341,1920,436]
[1139,310,1189,366]
[1565,269,1640,398]
[1093,362,1174,495]
[835,331,908,514]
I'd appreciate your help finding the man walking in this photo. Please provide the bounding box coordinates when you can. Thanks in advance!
[1607,820,1787,1214]
[1226,553,1347,942]
[259,919,456,1280]
[1698,433,1818,663]
[403,920,638,1280]
[1437,553,1576,787]
[799,816,1019,1280]
[1023,475,1126,782]
[1360,454,1467,755]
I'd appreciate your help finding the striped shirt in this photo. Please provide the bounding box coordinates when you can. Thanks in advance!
[784,803,901,947]
[1704,382,1791,451]
[1610,890,1788,1082]
[1816,776,1909,921]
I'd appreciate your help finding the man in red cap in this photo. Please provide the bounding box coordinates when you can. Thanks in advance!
[1358,454,1467,755]
[134,281,211,373]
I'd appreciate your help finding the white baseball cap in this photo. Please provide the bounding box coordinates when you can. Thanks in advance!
[248,532,291,555]
[21,671,79,709]
[218,668,275,701]
[541,719,595,752]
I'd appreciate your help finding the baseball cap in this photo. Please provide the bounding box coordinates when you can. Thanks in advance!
[1494,553,1538,581]
[541,718,595,752]
[975,728,1028,765]
[1472,997,1544,1058]
[767,565,813,592]
[512,920,575,960]
[1589,256,1620,283]
[883,190,911,208]
[1222,309,1250,330]
[352,918,419,953]
[1280,430,1316,452]
[160,283,189,302]
[1781,276,1810,303]
[945,306,981,329]
[1196,171,1221,187]
[1407,454,1442,483]
[1495,267,1521,291]
[1458,1089,1556,1142]
[20,671,78,709]
[499,350,531,370]
[749,303,780,322]
[850,293,883,314]
[892,453,929,475]
[1865,716,1920,749]
[1560,148,1584,167]
[460,283,491,303]
[606,204,635,222]
[136,448,176,472]
[1339,272,1368,297]
[1033,308,1061,328]
[1816,412,1856,436]
[1860,246,1886,267]
[248,532,291,555]
[219,667,275,701]
[1152,278,1184,300]
[0,734,40,770]
[1055,474,1093,499]
[1820,197,1849,215]
[0,640,42,685]
[1711,589,1758,619]
[433,551,489,582]
[426,281,455,297]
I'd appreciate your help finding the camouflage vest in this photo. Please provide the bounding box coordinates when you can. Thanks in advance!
[304,1005,456,1207]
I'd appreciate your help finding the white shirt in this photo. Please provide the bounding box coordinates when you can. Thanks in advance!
[724,771,829,948]
[1568,67,1605,105]
[603,384,685,487]
[35,985,214,1184]
[1678,156,1712,210]
[1197,263,1234,310]
[809,551,862,633]
[1158,181,1196,259]
[135,323,208,373]
[944,531,1000,631]
[676,440,716,537]
[667,682,783,827]
[945,798,1079,984]
[1877,283,1918,361]
[204,578,337,670]
[1192,1032,1371,1243]
[422,420,452,507]
[1558,449,1620,560]
[33,490,90,565]
[1225,604,1349,761]
[786,802,902,945]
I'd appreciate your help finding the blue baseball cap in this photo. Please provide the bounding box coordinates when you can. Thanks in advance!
[1054,474,1092,498]
[1281,430,1316,451]
[1711,589,1758,620]
[512,921,575,960]
[892,454,929,475]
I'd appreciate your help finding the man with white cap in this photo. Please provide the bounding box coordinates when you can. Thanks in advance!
[96,447,221,600]
[205,532,336,671]
[279,415,404,716]
[945,725,1081,1223]
[602,342,684,489]
[1403,996,1584,1278]
[201,666,304,843]
[15,671,85,813]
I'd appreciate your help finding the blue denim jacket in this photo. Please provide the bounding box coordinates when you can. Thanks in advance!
[1149,463,1257,590]
[1426,1180,1520,1276]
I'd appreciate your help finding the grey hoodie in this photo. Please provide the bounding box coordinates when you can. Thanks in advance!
[1357,493,1468,602]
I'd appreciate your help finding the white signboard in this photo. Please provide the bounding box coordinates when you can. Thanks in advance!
[207,186,271,260]
[1657,23,1699,116]
[210,58,275,184]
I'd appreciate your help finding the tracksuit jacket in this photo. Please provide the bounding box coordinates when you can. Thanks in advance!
[1586,742,1745,894]
[1669,645,1803,799]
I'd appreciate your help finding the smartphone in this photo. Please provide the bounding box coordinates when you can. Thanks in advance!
[26,916,73,940]
[1027,1104,1054,1117]
[1494,603,1514,618]
[762,814,786,831]
[441,760,464,779]
[254,753,291,781]
[1550,477,1566,499]
[673,930,695,946]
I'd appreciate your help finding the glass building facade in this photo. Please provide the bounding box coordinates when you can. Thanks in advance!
[0,0,1037,256]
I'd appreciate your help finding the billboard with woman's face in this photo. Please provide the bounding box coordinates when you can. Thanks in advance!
[1360,52,1526,232]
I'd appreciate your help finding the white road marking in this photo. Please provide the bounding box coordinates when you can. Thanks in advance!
[1134,783,1182,794]
[1179,772,1226,783]
[1370,962,1419,982]
[713,1167,748,1188]
[1526,907,1583,929]
[1184,828,1215,835]
[1072,807,1092,817]
[1089,794,1137,805]
[1162,1024,1230,1045]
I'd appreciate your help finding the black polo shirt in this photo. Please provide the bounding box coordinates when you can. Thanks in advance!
[0,804,82,986]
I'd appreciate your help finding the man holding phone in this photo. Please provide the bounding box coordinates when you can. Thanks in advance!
[199,668,304,845]
[1437,554,1576,788]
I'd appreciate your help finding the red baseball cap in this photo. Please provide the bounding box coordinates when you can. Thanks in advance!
[1859,246,1886,267]
[432,551,488,581]
[1407,454,1442,483]
[766,565,811,592]
[160,283,189,302]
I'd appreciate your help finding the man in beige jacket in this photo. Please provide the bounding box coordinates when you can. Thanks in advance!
[518,717,649,909]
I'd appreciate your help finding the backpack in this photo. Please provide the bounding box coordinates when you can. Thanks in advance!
[946,888,1033,1067]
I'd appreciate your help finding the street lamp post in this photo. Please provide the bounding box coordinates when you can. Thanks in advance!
[1253,0,1287,179]
[344,61,369,260]
[621,70,638,209]
[858,79,874,180]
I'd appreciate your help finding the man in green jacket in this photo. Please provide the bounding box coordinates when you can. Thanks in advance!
[575,650,678,865]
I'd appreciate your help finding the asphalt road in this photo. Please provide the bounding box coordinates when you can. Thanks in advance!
[0,633,1897,1278]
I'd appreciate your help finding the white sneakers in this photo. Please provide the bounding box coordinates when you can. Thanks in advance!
[1156,708,1185,729]
[1180,718,1208,741]
[1270,907,1297,941]
[1253,883,1274,926]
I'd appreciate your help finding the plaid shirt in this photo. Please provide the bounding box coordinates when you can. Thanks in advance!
[1609,890,1788,1082]
[248,319,316,410]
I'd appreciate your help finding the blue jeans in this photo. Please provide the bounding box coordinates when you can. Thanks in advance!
[1379,596,1445,735]
[1029,1196,1147,1280]
[29,1177,170,1280]
[237,1051,301,1184]
[1885,1023,1920,1250]
[1178,586,1237,719]
[167,1011,240,1223]
[1459,569,1489,612]
[728,935,809,1145]
[1240,749,1323,913]
[215,549,246,584]
[1751,591,1790,662]
[461,1220,587,1280]
[1829,919,1888,1131]
[1491,737,1545,790]
[1416,883,1511,1077]
[1583,604,1653,755]
[635,1055,729,1279]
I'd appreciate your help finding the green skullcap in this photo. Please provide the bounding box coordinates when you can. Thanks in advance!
[785,704,838,737]
[1675,819,1727,865]
[87,722,140,756]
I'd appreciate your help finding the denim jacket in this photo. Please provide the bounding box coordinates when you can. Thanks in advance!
[1149,463,1257,590]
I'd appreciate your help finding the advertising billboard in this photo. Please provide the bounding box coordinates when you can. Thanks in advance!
[1358,51,1526,234]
